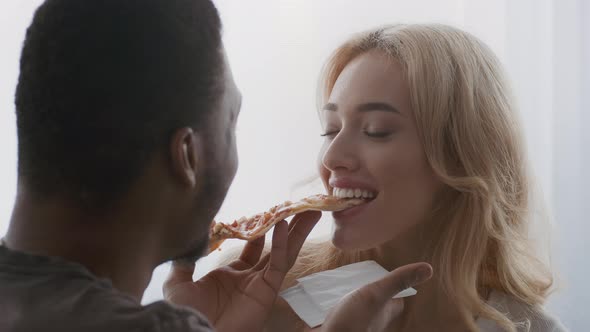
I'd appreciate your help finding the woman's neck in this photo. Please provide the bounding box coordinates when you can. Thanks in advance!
[362,226,472,331]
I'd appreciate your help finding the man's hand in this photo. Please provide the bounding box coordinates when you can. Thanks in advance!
[321,262,433,332]
[163,211,321,332]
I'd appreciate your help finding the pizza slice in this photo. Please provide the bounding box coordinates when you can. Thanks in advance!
[208,194,365,252]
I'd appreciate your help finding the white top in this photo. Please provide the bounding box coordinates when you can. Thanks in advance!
[476,291,568,331]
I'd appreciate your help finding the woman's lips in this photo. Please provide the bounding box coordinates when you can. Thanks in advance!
[332,197,375,220]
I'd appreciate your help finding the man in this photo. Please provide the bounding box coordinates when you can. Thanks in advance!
[0,0,432,331]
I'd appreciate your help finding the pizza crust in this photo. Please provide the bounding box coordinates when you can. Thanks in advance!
[207,194,365,253]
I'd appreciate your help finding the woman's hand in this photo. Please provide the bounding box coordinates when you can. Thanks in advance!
[163,211,321,332]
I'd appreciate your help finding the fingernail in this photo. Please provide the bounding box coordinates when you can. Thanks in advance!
[414,266,432,283]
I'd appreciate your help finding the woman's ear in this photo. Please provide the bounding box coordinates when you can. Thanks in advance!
[170,127,201,188]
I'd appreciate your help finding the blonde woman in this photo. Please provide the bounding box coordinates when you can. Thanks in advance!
[224,24,566,331]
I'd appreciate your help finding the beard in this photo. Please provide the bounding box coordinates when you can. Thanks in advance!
[169,141,235,266]
[170,231,210,266]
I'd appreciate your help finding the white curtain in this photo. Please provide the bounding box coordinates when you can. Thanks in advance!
[0,0,587,329]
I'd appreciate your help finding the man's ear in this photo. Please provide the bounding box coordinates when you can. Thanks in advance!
[170,127,201,188]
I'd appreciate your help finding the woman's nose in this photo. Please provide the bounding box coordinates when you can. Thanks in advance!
[321,133,360,172]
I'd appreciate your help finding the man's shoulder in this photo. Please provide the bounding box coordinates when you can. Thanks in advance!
[128,300,214,332]
[2,275,213,332]
[4,294,213,332]
[61,286,213,332]
[0,246,212,332]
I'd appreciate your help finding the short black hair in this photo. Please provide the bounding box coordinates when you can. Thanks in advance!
[15,0,223,209]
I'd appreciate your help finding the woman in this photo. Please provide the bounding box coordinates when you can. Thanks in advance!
[226,24,566,331]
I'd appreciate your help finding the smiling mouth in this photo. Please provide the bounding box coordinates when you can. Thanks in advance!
[331,187,378,200]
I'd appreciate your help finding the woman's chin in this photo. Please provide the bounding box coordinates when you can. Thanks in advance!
[330,228,373,251]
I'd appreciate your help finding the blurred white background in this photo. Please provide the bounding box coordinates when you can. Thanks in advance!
[0,0,587,330]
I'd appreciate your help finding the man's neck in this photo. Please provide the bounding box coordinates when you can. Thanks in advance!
[4,191,163,301]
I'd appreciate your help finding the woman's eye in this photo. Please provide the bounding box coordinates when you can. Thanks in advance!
[364,130,392,138]
[320,130,340,138]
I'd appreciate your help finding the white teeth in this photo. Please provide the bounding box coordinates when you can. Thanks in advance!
[332,187,376,199]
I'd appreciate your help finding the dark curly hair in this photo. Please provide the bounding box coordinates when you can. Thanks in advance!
[15,0,224,209]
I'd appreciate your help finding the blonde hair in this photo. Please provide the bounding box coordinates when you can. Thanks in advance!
[289,24,553,331]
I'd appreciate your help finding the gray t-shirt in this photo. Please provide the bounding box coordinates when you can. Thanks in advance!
[0,244,213,332]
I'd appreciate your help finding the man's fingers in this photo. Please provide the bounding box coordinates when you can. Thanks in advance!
[357,262,432,309]
[286,211,321,264]
[252,252,271,271]
[259,212,321,291]
[287,213,304,232]
[236,235,266,268]
[163,262,195,298]
[324,263,431,332]
[383,297,405,317]
[262,219,289,290]
[372,298,405,331]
